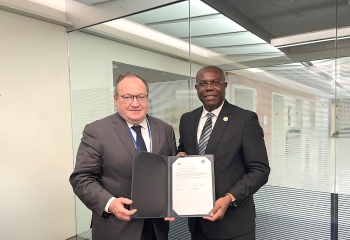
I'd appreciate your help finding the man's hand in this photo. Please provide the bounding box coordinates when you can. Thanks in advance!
[176,152,187,157]
[203,195,232,222]
[164,217,175,222]
[108,197,137,221]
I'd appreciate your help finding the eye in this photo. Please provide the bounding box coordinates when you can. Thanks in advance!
[212,81,221,85]
[124,95,133,101]
[138,95,146,100]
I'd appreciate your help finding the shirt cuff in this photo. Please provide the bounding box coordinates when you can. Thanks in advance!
[105,197,116,212]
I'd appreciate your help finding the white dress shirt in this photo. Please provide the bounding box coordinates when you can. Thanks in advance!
[105,117,151,212]
[197,102,224,143]
[126,118,151,152]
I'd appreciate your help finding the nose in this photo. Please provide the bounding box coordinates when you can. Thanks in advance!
[130,97,140,106]
[205,83,215,90]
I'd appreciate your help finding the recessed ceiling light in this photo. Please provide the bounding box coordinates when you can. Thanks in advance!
[276,0,294,5]
[247,68,264,73]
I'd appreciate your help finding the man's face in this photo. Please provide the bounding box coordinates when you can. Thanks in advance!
[114,76,148,125]
[195,68,227,112]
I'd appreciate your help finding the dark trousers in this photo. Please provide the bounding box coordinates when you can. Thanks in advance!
[140,219,157,240]
[191,219,255,240]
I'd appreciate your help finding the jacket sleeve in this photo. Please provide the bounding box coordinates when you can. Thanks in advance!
[177,113,186,153]
[69,123,114,216]
[229,111,270,205]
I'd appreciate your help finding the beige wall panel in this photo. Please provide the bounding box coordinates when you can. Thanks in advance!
[0,10,75,240]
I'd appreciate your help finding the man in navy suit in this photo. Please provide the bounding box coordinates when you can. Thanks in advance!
[177,66,270,240]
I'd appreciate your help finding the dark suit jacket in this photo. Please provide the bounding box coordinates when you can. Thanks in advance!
[178,100,270,239]
[70,113,177,240]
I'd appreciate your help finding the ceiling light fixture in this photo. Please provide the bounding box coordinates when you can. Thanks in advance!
[104,19,213,57]
[271,26,350,48]
[246,68,264,73]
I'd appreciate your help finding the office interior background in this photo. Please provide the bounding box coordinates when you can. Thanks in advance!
[1,0,350,239]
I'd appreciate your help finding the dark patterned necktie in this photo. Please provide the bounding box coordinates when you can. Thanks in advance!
[131,125,147,151]
[198,113,214,155]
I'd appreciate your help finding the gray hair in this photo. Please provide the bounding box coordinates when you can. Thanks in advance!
[114,72,149,95]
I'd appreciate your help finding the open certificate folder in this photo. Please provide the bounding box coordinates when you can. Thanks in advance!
[130,150,215,218]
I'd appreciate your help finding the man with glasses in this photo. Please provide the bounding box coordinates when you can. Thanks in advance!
[70,72,176,240]
[177,66,270,240]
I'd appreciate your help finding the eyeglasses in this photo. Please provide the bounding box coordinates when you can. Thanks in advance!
[118,94,148,103]
[196,81,225,88]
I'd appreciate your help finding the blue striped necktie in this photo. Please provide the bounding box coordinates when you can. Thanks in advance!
[198,112,214,155]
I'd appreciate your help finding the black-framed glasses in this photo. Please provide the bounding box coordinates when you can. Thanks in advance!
[196,81,225,88]
[118,94,148,103]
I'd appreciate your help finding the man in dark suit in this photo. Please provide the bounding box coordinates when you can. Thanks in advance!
[70,72,176,240]
[177,66,270,240]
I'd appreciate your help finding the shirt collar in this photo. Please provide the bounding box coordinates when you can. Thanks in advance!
[201,101,224,118]
[126,118,148,129]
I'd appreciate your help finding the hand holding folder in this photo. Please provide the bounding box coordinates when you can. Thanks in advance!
[108,197,137,221]
[130,151,215,218]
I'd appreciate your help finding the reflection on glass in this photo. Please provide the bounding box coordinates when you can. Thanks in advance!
[68,0,350,239]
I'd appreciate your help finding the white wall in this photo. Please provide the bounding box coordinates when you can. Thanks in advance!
[68,30,202,91]
[0,10,75,240]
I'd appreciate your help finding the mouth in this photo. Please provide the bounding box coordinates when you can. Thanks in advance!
[204,95,217,100]
[129,109,142,112]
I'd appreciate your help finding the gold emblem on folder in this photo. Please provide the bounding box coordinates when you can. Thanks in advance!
[223,117,228,121]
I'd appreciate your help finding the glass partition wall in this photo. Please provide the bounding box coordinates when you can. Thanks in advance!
[335,0,350,238]
[68,0,350,239]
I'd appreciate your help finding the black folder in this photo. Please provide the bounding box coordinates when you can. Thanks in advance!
[130,150,215,218]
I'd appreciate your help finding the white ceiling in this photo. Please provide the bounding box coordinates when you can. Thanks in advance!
[29,0,65,11]
[68,0,349,98]
[21,0,350,98]
[120,0,350,97]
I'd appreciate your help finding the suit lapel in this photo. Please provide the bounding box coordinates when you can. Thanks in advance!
[112,113,135,158]
[191,108,203,154]
[205,101,232,154]
[147,116,160,154]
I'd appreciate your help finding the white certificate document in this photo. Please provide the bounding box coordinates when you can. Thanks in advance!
[172,156,214,216]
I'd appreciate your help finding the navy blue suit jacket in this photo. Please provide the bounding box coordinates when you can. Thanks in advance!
[178,100,270,239]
